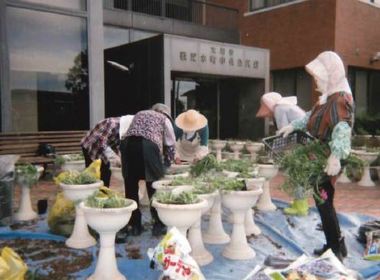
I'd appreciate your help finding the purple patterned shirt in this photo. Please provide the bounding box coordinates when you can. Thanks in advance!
[81,117,120,162]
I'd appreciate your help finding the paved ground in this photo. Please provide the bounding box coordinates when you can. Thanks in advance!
[14,170,380,218]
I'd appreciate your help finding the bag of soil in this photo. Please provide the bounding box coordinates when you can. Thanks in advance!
[47,192,75,237]
[0,247,28,280]
[364,230,380,261]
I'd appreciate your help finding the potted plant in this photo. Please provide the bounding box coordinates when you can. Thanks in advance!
[211,139,227,161]
[152,191,207,237]
[188,183,218,266]
[81,187,137,280]
[218,178,263,260]
[14,164,40,221]
[57,170,102,249]
[56,153,85,172]
[219,159,256,178]
[244,177,265,236]
[352,148,379,187]
[256,162,279,212]
[227,140,246,160]
[245,141,265,161]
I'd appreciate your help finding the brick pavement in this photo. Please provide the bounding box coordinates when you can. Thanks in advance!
[12,172,380,218]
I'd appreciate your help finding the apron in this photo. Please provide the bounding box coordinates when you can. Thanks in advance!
[176,133,201,162]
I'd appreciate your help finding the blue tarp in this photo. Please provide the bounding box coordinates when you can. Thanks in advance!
[0,200,379,279]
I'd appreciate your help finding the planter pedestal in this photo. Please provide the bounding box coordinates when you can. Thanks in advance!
[245,143,264,161]
[229,142,245,160]
[337,167,351,184]
[256,164,278,212]
[152,199,207,237]
[244,178,265,235]
[221,188,262,260]
[60,181,103,249]
[203,193,230,244]
[188,192,217,266]
[352,150,378,187]
[81,200,137,280]
[212,141,227,162]
[14,183,38,221]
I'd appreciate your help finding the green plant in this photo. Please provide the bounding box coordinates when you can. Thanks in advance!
[59,171,98,185]
[190,154,219,177]
[154,191,200,204]
[16,164,39,186]
[85,187,131,208]
[218,159,255,174]
[211,177,245,192]
[192,182,217,195]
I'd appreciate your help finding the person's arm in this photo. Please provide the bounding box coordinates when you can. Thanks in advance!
[163,118,176,165]
[291,111,311,130]
[198,125,209,146]
[273,106,289,130]
[329,122,351,160]
[174,124,183,141]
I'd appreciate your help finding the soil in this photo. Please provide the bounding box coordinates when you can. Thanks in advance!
[0,238,93,279]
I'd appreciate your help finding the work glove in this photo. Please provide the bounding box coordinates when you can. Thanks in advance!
[324,154,341,176]
[277,124,294,138]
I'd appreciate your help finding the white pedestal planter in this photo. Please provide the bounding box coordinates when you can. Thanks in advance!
[229,142,245,160]
[244,178,265,236]
[60,181,103,249]
[203,192,230,244]
[256,164,278,211]
[14,166,43,222]
[152,199,207,237]
[152,179,177,193]
[14,183,38,222]
[221,187,263,260]
[188,191,218,266]
[337,167,351,184]
[62,160,85,172]
[222,170,239,178]
[352,150,378,187]
[81,200,137,280]
[245,142,264,161]
[212,140,227,162]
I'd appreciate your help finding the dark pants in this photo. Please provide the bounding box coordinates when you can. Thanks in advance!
[120,137,162,228]
[82,147,111,187]
[314,180,342,251]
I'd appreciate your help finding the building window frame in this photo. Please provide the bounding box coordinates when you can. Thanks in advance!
[245,0,308,16]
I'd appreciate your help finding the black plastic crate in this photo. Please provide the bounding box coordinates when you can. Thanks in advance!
[262,130,314,159]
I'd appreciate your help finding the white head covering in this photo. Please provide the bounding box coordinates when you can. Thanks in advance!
[305,51,352,104]
[119,115,134,139]
[261,92,298,111]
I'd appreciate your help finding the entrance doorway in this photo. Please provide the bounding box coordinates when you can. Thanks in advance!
[171,73,265,140]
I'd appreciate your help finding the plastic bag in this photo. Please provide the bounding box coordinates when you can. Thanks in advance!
[0,155,19,179]
[47,192,75,237]
[148,227,205,280]
[54,159,101,185]
[364,230,380,261]
[0,247,28,280]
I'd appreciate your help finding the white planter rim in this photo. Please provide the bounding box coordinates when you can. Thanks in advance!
[59,180,103,190]
[152,198,207,210]
[79,200,137,213]
[197,190,219,199]
[351,150,379,156]
[221,188,263,197]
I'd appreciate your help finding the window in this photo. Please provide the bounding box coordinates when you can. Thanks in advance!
[7,7,88,131]
[249,0,298,12]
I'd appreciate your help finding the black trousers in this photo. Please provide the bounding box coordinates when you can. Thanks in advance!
[120,137,162,228]
[313,179,342,250]
[82,147,111,187]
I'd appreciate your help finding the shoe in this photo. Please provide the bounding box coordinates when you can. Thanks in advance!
[332,248,344,262]
[284,199,309,216]
[314,244,329,256]
[152,223,166,237]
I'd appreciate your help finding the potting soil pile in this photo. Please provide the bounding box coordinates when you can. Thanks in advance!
[0,199,380,280]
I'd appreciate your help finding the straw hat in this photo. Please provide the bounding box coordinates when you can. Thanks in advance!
[175,110,207,132]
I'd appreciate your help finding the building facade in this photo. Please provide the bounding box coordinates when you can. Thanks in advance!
[211,0,380,114]
[0,0,271,139]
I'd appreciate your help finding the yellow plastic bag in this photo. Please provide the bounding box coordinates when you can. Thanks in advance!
[83,159,101,180]
[0,247,28,280]
[47,192,75,237]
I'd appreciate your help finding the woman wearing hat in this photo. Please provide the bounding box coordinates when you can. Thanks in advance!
[278,51,353,261]
[256,92,305,130]
[120,103,176,236]
[174,109,209,163]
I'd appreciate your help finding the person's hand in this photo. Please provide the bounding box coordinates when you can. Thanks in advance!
[324,154,341,176]
[174,157,181,165]
[277,124,294,138]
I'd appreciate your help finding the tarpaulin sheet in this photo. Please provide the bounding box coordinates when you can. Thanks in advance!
[0,199,379,279]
